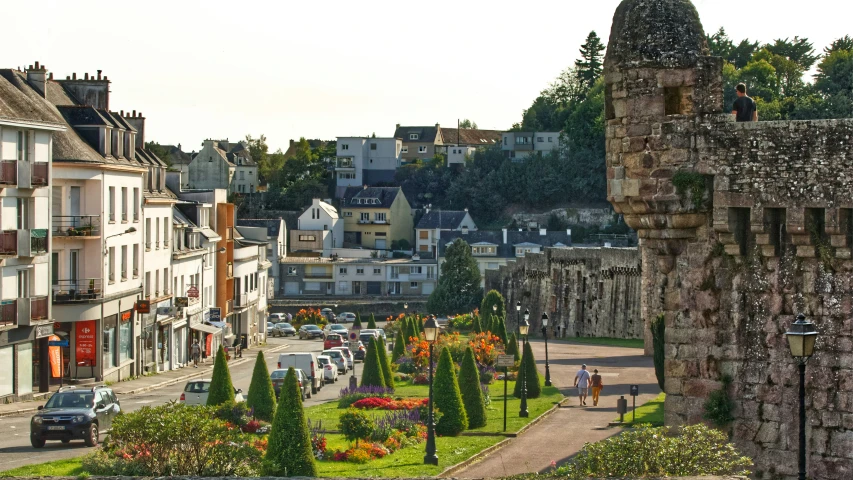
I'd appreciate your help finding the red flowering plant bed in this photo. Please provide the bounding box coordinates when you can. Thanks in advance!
[329,409,427,463]
[351,397,428,411]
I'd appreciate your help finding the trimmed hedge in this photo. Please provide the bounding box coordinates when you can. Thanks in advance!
[207,346,235,406]
[459,347,487,428]
[367,314,377,329]
[360,337,386,388]
[376,335,395,390]
[434,346,468,436]
[507,333,521,362]
[264,367,317,476]
[391,329,407,363]
[246,351,276,421]
[353,313,363,330]
[472,314,482,334]
[514,340,541,399]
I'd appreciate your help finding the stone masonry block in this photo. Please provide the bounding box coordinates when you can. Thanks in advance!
[623,179,640,197]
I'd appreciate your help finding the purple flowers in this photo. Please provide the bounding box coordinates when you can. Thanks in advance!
[339,385,394,398]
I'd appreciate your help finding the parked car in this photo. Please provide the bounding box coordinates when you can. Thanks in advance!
[272,322,296,337]
[374,328,387,342]
[317,355,338,384]
[330,346,354,371]
[322,349,348,373]
[277,352,323,393]
[266,322,275,336]
[353,340,366,361]
[323,333,344,350]
[323,323,348,338]
[299,324,324,340]
[360,332,380,346]
[321,308,337,323]
[30,386,120,448]
[360,329,381,340]
[270,368,311,400]
[269,313,286,323]
[180,379,244,405]
[338,312,357,323]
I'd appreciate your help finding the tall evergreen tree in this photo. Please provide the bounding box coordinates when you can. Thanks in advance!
[367,314,377,329]
[264,368,317,477]
[206,346,235,406]
[495,315,509,345]
[360,337,386,388]
[434,347,468,436]
[459,347,487,428]
[246,351,277,421]
[376,336,395,390]
[353,313,363,330]
[426,239,483,314]
[472,314,482,334]
[507,333,521,362]
[513,341,542,399]
[405,318,418,343]
[417,317,425,335]
[575,31,606,89]
[392,329,407,363]
[481,312,492,334]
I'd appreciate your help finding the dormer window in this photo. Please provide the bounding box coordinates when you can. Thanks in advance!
[238,158,243,165]
[409,133,419,140]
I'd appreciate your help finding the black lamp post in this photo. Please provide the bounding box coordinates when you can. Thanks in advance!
[350,320,361,389]
[423,315,440,465]
[786,313,817,480]
[519,311,530,418]
[541,313,551,387]
[515,301,521,349]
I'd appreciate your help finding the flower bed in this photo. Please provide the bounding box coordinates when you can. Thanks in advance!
[338,385,394,408]
[351,397,428,411]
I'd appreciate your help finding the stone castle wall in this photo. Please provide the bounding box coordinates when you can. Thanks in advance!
[484,247,643,340]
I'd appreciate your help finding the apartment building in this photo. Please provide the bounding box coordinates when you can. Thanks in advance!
[341,187,414,250]
[232,231,270,346]
[236,218,285,294]
[0,65,63,402]
[290,198,343,254]
[188,139,258,193]
[501,131,562,160]
[436,127,502,167]
[393,124,444,163]
[281,256,437,297]
[334,137,401,197]
[415,208,477,255]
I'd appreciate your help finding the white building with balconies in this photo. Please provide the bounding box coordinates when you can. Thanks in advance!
[334,137,402,197]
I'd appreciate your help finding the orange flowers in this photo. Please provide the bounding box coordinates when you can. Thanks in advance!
[469,332,504,366]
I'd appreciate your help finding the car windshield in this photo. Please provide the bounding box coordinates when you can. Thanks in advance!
[45,392,94,409]
[318,357,330,365]
[331,325,346,330]
[184,381,211,393]
[327,334,340,340]
[270,370,286,379]
[282,323,293,328]
[324,351,341,358]
[305,325,320,330]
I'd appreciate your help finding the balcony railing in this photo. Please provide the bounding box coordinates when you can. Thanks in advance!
[0,300,15,327]
[31,229,48,254]
[304,272,333,279]
[52,279,103,303]
[0,161,16,185]
[234,293,248,307]
[336,158,355,169]
[226,299,233,315]
[31,163,48,187]
[53,215,101,237]
[0,231,16,256]
[19,296,48,325]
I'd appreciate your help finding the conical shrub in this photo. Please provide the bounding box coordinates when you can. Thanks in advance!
[376,336,395,390]
[472,314,482,333]
[392,329,407,363]
[264,368,317,477]
[360,337,386,388]
[353,313,363,330]
[367,314,377,329]
[507,333,521,362]
[405,318,418,343]
[495,316,508,345]
[206,346,235,406]
[246,351,277,421]
[513,340,541,399]
[434,346,468,436]
[417,317,425,335]
[459,347,487,428]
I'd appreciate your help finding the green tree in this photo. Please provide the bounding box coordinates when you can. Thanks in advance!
[353,313,363,330]
[434,347,468,436]
[264,367,317,477]
[375,336,395,390]
[471,314,482,334]
[207,346,235,406]
[427,239,482,314]
[575,31,606,89]
[514,341,541,399]
[651,314,666,391]
[459,119,479,129]
[458,347,487,428]
[480,290,507,321]
[246,351,276,421]
[367,314,377,329]
[144,141,171,166]
[391,329,407,363]
[360,337,386,388]
[417,317,425,335]
[339,409,374,448]
[507,333,521,362]
[245,134,270,183]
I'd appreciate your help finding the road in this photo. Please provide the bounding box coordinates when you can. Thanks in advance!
[0,328,376,472]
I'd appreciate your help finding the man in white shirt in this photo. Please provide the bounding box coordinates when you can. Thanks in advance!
[574,364,591,406]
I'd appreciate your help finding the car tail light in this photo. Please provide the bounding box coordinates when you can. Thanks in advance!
[180,393,185,402]
[311,361,315,373]
[326,365,333,370]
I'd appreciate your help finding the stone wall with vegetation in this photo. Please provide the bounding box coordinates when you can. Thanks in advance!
[485,247,643,340]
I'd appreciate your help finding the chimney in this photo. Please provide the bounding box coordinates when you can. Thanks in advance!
[25,61,48,98]
[540,228,547,236]
[502,228,508,244]
[425,206,430,214]
[123,110,146,149]
[59,69,111,109]
[395,124,400,130]
[177,143,181,151]
[97,70,102,80]
[435,123,440,129]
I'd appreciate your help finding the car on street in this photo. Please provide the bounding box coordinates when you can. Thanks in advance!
[270,368,311,400]
[322,349,348,373]
[272,322,296,337]
[353,340,366,360]
[299,324,324,340]
[317,355,338,384]
[330,346,354,370]
[30,385,120,448]
[374,328,387,342]
[337,312,357,323]
[321,308,337,323]
[324,323,348,338]
[266,322,275,336]
[323,333,344,350]
[269,313,287,323]
[360,332,380,346]
[277,352,323,394]
[180,379,244,405]
[360,329,381,340]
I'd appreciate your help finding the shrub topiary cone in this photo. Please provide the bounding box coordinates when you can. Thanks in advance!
[458,347,487,428]
[353,313,363,330]
[392,329,407,363]
[376,335,395,390]
[405,318,418,343]
[507,333,521,362]
[264,367,317,477]
[417,317,425,335]
[494,315,509,344]
[246,351,277,421]
[513,340,541,399]
[360,337,386,388]
[367,313,377,329]
[206,346,235,406]
[434,346,468,436]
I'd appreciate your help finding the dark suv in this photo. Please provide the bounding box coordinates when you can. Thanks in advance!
[30,385,120,448]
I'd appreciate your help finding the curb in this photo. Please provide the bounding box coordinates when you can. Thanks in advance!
[439,396,570,478]
[0,344,291,418]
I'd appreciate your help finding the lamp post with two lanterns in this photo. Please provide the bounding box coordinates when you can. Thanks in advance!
[519,310,530,418]
[423,315,440,465]
[541,313,552,387]
[515,301,522,349]
[786,313,818,480]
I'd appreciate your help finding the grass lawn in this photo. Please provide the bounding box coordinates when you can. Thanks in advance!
[549,337,645,349]
[613,392,665,426]
[0,458,85,477]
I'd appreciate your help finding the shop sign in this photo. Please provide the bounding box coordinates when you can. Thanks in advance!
[35,323,54,338]
[208,307,221,322]
[175,297,189,308]
[187,286,199,298]
[75,320,97,364]
[121,311,132,322]
[136,300,151,314]
[48,334,62,378]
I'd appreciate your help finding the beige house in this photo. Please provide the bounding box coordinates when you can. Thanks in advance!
[341,187,414,251]
[394,124,443,163]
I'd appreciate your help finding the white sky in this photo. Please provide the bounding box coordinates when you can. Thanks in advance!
[3,0,850,152]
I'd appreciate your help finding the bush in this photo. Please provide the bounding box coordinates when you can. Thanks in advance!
[246,351,276,421]
[472,313,482,333]
[459,347,487,428]
[391,330,406,363]
[652,313,666,391]
[481,290,507,321]
[360,337,386,388]
[375,336,395,390]
[265,367,317,477]
[339,409,375,447]
[367,314,377,329]
[704,375,736,427]
[557,424,753,479]
[207,346,235,406]
[506,333,520,362]
[514,340,541,399]
[433,346,468,436]
[353,313,363,330]
[214,400,251,427]
[337,385,394,408]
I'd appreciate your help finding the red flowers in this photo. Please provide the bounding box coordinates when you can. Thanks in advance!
[351,397,428,411]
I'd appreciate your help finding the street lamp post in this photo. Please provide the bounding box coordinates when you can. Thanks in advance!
[423,315,440,465]
[515,301,521,349]
[350,320,362,389]
[786,313,818,480]
[519,311,530,418]
[541,313,551,387]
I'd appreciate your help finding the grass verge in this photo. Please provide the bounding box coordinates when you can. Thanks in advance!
[552,337,644,349]
[613,392,665,426]
[0,458,85,477]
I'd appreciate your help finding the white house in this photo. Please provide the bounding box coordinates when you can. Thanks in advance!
[236,218,285,294]
[296,198,343,252]
[334,137,401,197]
[188,139,258,193]
[501,131,562,161]
[415,208,477,255]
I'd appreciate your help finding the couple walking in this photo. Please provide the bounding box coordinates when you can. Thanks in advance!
[573,364,603,406]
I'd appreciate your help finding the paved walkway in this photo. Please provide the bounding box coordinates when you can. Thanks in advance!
[0,342,290,418]
[450,339,660,479]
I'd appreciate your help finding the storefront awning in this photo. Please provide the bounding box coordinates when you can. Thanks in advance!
[191,323,221,335]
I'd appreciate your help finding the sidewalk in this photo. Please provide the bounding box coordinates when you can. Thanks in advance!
[0,342,290,418]
[449,339,660,479]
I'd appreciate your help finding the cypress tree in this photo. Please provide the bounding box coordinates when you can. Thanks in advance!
[507,333,521,362]
[472,314,482,333]
[405,318,418,343]
[353,313,363,330]
[417,317,425,335]
[434,347,468,436]
[458,347,487,428]
[392,329,407,363]
[480,312,491,334]
[264,367,317,477]
[376,336,395,390]
[367,313,377,329]
[513,341,541,399]
[495,315,509,345]
[246,351,277,421]
[360,337,385,388]
[206,346,235,406]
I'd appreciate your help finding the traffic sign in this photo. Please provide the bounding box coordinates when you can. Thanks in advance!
[496,355,515,368]
[630,385,639,396]
[48,340,69,347]
[349,331,358,341]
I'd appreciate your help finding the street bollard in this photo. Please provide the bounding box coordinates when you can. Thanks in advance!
[617,396,628,423]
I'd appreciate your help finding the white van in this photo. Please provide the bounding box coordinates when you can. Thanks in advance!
[179,379,244,405]
[277,352,323,394]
